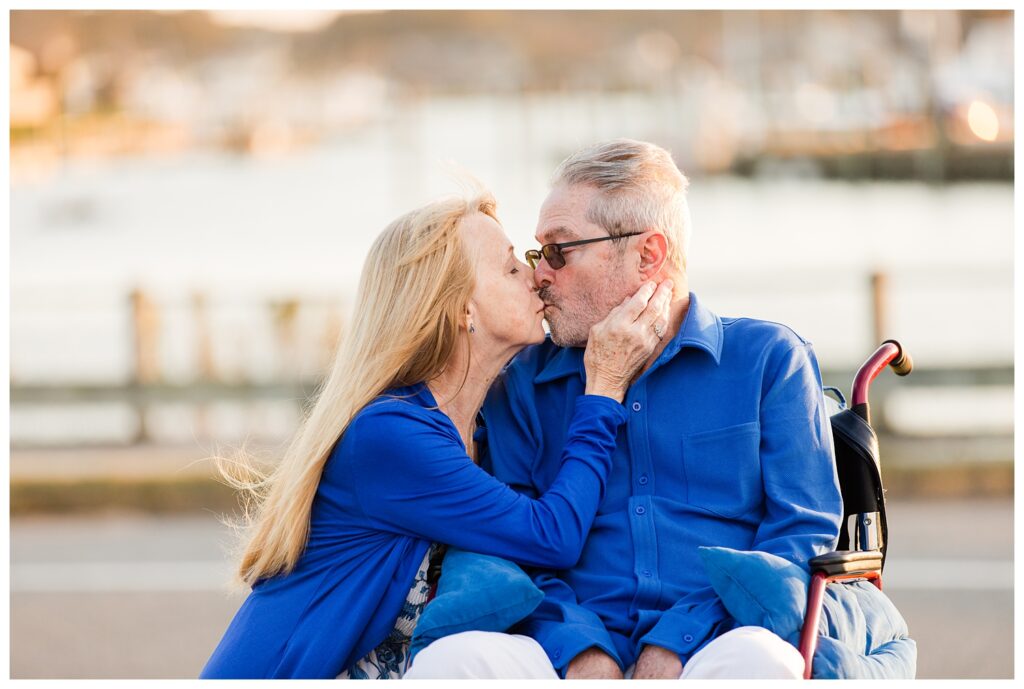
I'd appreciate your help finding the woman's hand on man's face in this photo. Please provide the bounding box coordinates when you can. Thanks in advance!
[582,279,673,402]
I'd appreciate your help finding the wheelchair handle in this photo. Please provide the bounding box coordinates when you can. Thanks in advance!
[851,340,912,420]
[885,339,914,377]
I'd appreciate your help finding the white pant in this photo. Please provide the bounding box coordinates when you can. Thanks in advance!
[404,626,805,680]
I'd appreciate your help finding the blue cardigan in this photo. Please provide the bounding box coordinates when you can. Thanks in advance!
[200,383,626,678]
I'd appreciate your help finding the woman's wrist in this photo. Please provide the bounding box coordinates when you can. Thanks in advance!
[584,379,626,402]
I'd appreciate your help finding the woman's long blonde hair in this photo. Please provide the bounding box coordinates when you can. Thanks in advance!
[220,191,497,587]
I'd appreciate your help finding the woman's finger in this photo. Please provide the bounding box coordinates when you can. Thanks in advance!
[650,313,668,340]
[638,280,674,325]
[616,281,658,322]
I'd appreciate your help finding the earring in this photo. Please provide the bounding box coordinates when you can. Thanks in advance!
[469,323,476,334]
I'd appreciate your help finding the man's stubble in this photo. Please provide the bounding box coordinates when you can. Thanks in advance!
[542,256,634,348]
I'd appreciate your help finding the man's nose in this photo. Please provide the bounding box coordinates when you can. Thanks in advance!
[533,258,553,289]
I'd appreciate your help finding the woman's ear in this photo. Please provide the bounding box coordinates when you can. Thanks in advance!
[638,231,669,279]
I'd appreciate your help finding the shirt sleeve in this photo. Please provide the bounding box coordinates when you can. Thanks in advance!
[750,341,843,560]
[513,570,624,676]
[348,393,627,570]
[639,341,843,664]
[637,586,735,665]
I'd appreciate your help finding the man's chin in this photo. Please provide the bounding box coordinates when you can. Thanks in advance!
[545,309,590,347]
[547,325,588,348]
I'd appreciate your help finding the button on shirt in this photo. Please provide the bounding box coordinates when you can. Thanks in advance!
[480,293,842,674]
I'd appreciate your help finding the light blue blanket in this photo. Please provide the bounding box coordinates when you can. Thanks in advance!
[699,546,917,679]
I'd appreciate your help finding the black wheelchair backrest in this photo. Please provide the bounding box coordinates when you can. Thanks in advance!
[830,408,888,568]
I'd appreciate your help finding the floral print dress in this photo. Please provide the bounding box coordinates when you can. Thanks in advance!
[337,544,443,679]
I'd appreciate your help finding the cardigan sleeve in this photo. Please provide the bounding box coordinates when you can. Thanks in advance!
[347,394,626,570]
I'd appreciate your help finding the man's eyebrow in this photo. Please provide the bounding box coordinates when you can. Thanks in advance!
[540,226,578,243]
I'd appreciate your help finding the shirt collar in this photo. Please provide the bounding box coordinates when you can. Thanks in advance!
[533,338,584,384]
[662,291,723,366]
[533,291,722,384]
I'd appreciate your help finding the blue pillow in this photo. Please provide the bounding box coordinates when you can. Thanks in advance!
[698,545,810,643]
[698,546,916,679]
[409,548,543,660]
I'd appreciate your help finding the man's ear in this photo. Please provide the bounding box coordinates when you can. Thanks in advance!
[638,232,669,279]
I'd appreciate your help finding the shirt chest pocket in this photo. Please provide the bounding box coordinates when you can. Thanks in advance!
[682,421,762,518]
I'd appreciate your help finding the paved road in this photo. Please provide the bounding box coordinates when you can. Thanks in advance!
[10,498,1014,678]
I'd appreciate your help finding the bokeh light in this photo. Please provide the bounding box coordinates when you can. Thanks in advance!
[966,100,1000,141]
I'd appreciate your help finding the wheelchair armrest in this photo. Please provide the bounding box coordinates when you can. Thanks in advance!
[809,550,883,577]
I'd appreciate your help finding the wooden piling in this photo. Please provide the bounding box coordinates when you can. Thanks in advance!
[191,292,217,381]
[871,271,889,347]
[270,298,300,379]
[129,289,160,443]
[191,291,216,440]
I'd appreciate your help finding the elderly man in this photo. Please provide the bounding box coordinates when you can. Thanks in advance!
[406,139,842,680]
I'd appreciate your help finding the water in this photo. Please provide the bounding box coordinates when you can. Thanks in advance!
[10,106,1013,443]
[11,149,1012,374]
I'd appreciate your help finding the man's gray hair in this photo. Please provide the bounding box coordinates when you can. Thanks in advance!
[552,139,691,271]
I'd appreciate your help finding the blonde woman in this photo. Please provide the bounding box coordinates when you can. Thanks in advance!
[200,190,673,679]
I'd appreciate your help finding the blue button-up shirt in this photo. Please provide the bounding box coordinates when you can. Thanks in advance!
[481,292,842,673]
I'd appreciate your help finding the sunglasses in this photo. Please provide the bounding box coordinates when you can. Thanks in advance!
[524,231,643,270]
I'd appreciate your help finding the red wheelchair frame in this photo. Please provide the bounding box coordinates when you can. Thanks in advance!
[797,340,913,678]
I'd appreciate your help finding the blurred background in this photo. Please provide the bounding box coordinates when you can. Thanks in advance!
[8,9,1013,679]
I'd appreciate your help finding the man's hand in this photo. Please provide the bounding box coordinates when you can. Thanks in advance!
[631,644,683,680]
[565,647,624,679]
